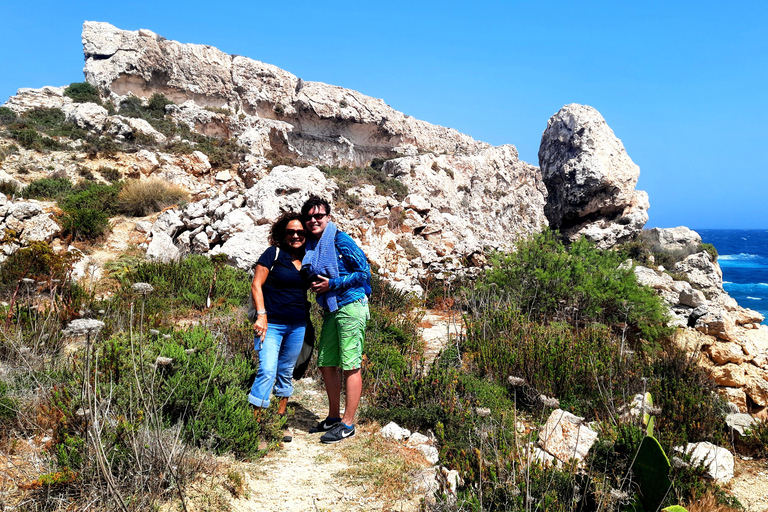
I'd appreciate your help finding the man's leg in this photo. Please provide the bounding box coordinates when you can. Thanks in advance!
[341,368,361,426]
[320,366,341,418]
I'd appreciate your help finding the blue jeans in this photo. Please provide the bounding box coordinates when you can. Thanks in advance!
[248,321,306,408]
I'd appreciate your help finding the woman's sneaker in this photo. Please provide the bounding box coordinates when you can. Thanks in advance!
[309,417,341,433]
[320,422,355,444]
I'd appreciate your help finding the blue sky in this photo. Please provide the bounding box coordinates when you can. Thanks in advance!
[1,1,766,228]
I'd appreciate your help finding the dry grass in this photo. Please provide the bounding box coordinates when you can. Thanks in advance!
[116,178,189,217]
[336,425,431,504]
[684,490,742,512]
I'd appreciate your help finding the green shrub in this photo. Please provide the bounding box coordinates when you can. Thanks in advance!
[60,208,110,241]
[648,349,729,448]
[98,166,122,183]
[83,135,120,157]
[9,126,61,151]
[0,106,16,124]
[63,82,101,104]
[739,417,768,458]
[0,381,18,426]
[59,181,122,214]
[700,242,718,262]
[118,255,251,315]
[0,143,19,163]
[0,180,19,196]
[480,229,673,343]
[147,93,174,118]
[21,177,73,199]
[319,164,409,200]
[116,178,189,216]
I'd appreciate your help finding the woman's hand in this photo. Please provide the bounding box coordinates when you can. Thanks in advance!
[253,315,267,341]
[309,275,330,294]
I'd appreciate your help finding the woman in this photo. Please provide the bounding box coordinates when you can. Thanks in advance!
[247,211,309,439]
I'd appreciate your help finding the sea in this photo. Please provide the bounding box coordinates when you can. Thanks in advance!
[697,229,768,324]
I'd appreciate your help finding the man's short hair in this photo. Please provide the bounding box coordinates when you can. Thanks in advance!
[301,195,331,219]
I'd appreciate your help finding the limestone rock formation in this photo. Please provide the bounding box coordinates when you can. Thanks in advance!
[539,104,648,248]
[634,236,768,411]
[81,21,488,168]
[644,226,702,253]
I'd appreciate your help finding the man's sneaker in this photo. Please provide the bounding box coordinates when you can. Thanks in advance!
[320,422,355,444]
[309,417,341,433]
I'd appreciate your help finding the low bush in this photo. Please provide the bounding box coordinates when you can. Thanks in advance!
[319,164,409,200]
[60,208,111,241]
[63,82,101,104]
[98,166,122,183]
[59,181,122,214]
[0,180,19,196]
[0,106,16,124]
[480,229,673,343]
[648,349,729,448]
[116,178,189,216]
[117,254,251,317]
[21,177,73,200]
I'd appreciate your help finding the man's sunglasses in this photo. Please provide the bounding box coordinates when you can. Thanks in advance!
[286,229,306,237]
[304,213,328,221]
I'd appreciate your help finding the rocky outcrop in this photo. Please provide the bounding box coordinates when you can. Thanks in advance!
[81,21,488,168]
[141,147,545,290]
[634,235,768,411]
[539,104,648,248]
[0,196,60,260]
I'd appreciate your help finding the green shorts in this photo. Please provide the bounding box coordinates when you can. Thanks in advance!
[317,299,369,370]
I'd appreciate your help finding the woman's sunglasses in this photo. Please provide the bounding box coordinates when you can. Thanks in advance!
[286,229,306,237]
[304,213,328,221]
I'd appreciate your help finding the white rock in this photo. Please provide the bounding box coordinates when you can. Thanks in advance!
[407,432,430,446]
[151,210,185,238]
[539,103,648,247]
[209,225,271,271]
[379,421,411,441]
[215,170,232,182]
[145,232,180,263]
[644,227,702,253]
[192,231,210,253]
[678,442,734,483]
[134,220,152,233]
[539,409,599,463]
[416,444,439,465]
[8,202,43,220]
[20,214,60,244]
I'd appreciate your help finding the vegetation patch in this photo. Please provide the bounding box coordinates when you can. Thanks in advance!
[63,82,102,104]
[116,178,189,216]
[318,164,409,201]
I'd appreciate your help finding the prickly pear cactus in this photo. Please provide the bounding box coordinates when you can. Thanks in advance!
[631,435,671,512]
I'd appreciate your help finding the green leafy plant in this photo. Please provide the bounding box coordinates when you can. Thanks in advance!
[63,82,101,104]
[21,177,73,200]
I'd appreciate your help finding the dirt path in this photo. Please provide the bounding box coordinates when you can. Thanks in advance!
[226,379,429,512]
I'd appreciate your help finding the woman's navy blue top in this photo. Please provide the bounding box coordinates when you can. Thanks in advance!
[257,246,308,324]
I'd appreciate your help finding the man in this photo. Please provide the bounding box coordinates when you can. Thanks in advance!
[301,195,371,443]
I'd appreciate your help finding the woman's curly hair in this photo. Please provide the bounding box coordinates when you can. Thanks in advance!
[269,211,305,247]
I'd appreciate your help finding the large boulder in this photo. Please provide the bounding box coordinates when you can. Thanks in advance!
[644,226,702,253]
[539,104,648,248]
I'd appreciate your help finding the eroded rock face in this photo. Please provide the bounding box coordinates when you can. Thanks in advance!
[539,104,648,248]
[81,21,487,168]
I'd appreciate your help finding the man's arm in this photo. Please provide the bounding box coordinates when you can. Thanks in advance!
[328,232,370,291]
